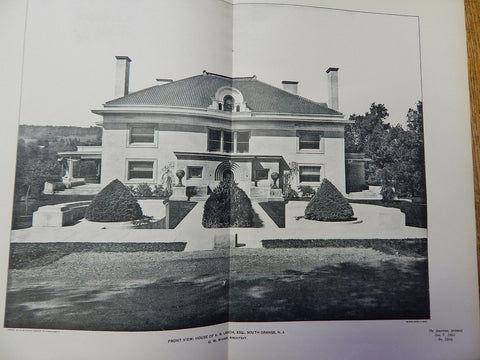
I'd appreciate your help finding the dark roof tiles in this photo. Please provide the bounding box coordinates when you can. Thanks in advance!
[105,73,342,116]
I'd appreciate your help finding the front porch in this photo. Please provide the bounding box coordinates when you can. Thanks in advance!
[58,146,102,187]
[173,151,289,202]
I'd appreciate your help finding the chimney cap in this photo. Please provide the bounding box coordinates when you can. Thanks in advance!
[115,55,132,62]
[326,67,339,74]
[282,80,299,84]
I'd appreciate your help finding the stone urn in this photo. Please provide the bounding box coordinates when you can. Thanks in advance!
[175,169,185,187]
[271,172,279,189]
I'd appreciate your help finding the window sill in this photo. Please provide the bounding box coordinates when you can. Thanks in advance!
[297,149,325,154]
[127,143,158,148]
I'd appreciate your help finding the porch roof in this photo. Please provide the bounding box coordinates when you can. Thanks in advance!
[58,146,102,160]
[174,151,290,169]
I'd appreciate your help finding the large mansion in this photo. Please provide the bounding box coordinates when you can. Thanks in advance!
[61,56,364,200]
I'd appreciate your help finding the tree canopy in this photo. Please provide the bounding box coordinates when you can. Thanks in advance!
[345,101,426,198]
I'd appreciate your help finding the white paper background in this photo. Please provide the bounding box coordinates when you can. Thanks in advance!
[0,0,478,359]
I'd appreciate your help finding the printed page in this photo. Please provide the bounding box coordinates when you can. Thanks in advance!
[0,0,233,359]
[0,0,479,360]
[229,0,480,359]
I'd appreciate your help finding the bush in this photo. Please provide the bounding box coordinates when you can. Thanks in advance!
[304,178,354,221]
[380,184,395,202]
[202,179,254,228]
[152,184,169,198]
[283,186,299,200]
[85,179,143,222]
[298,185,315,198]
[186,186,198,200]
[135,183,153,197]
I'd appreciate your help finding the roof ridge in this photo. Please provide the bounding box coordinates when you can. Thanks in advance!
[203,71,256,80]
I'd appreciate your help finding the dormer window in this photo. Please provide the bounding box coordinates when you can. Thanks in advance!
[208,86,250,113]
[223,95,234,112]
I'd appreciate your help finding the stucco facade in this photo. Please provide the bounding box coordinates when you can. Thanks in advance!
[92,57,351,199]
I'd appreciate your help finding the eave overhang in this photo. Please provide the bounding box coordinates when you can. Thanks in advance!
[91,105,352,125]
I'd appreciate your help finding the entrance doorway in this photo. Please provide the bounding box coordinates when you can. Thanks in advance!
[222,169,234,181]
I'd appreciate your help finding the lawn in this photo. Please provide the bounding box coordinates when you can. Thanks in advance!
[134,201,197,229]
[4,244,429,331]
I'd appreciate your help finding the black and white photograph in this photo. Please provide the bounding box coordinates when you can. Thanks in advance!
[0,0,430,331]
[3,0,432,333]
[3,1,480,359]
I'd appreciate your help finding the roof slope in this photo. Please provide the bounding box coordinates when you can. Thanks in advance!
[105,73,342,116]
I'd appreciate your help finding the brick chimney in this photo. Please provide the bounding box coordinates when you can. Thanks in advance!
[115,56,132,98]
[326,67,339,111]
[282,80,298,95]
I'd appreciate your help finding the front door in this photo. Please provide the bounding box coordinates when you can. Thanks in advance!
[222,169,234,181]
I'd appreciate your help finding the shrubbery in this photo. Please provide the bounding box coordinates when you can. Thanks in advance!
[135,183,153,197]
[127,183,171,198]
[202,179,254,228]
[298,185,315,198]
[283,186,299,200]
[85,179,143,222]
[380,184,396,202]
[304,178,354,221]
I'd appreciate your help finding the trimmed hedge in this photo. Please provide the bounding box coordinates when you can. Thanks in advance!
[304,178,354,221]
[85,179,143,222]
[202,179,254,228]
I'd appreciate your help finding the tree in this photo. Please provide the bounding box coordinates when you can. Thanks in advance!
[345,103,390,154]
[304,178,354,221]
[202,178,254,228]
[345,101,426,198]
[14,140,62,213]
[85,179,143,222]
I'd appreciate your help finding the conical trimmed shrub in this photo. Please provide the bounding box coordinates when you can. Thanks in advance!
[202,179,254,228]
[304,178,354,221]
[85,179,143,222]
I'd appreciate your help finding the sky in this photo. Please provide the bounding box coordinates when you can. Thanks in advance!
[17,0,421,127]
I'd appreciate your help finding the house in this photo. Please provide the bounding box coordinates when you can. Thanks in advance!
[67,56,354,200]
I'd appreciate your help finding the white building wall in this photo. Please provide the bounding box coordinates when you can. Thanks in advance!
[249,130,346,193]
[100,117,346,193]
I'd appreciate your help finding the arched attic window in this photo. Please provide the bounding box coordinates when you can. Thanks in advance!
[223,95,234,112]
[209,86,249,113]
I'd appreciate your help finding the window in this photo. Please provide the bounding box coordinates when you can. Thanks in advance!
[208,129,222,152]
[128,161,154,180]
[255,169,269,180]
[223,131,233,153]
[237,131,250,153]
[298,131,321,150]
[223,95,234,112]
[187,167,203,179]
[207,129,250,153]
[299,166,321,183]
[130,126,155,144]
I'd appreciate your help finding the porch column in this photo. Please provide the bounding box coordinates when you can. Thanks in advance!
[65,158,75,180]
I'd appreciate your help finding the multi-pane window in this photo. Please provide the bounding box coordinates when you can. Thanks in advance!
[237,131,250,153]
[298,131,321,150]
[223,131,233,153]
[207,129,222,152]
[128,161,154,180]
[207,129,250,153]
[187,166,203,179]
[130,126,155,143]
[299,166,321,183]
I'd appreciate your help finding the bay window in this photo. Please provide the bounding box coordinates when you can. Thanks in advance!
[207,129,250,153]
